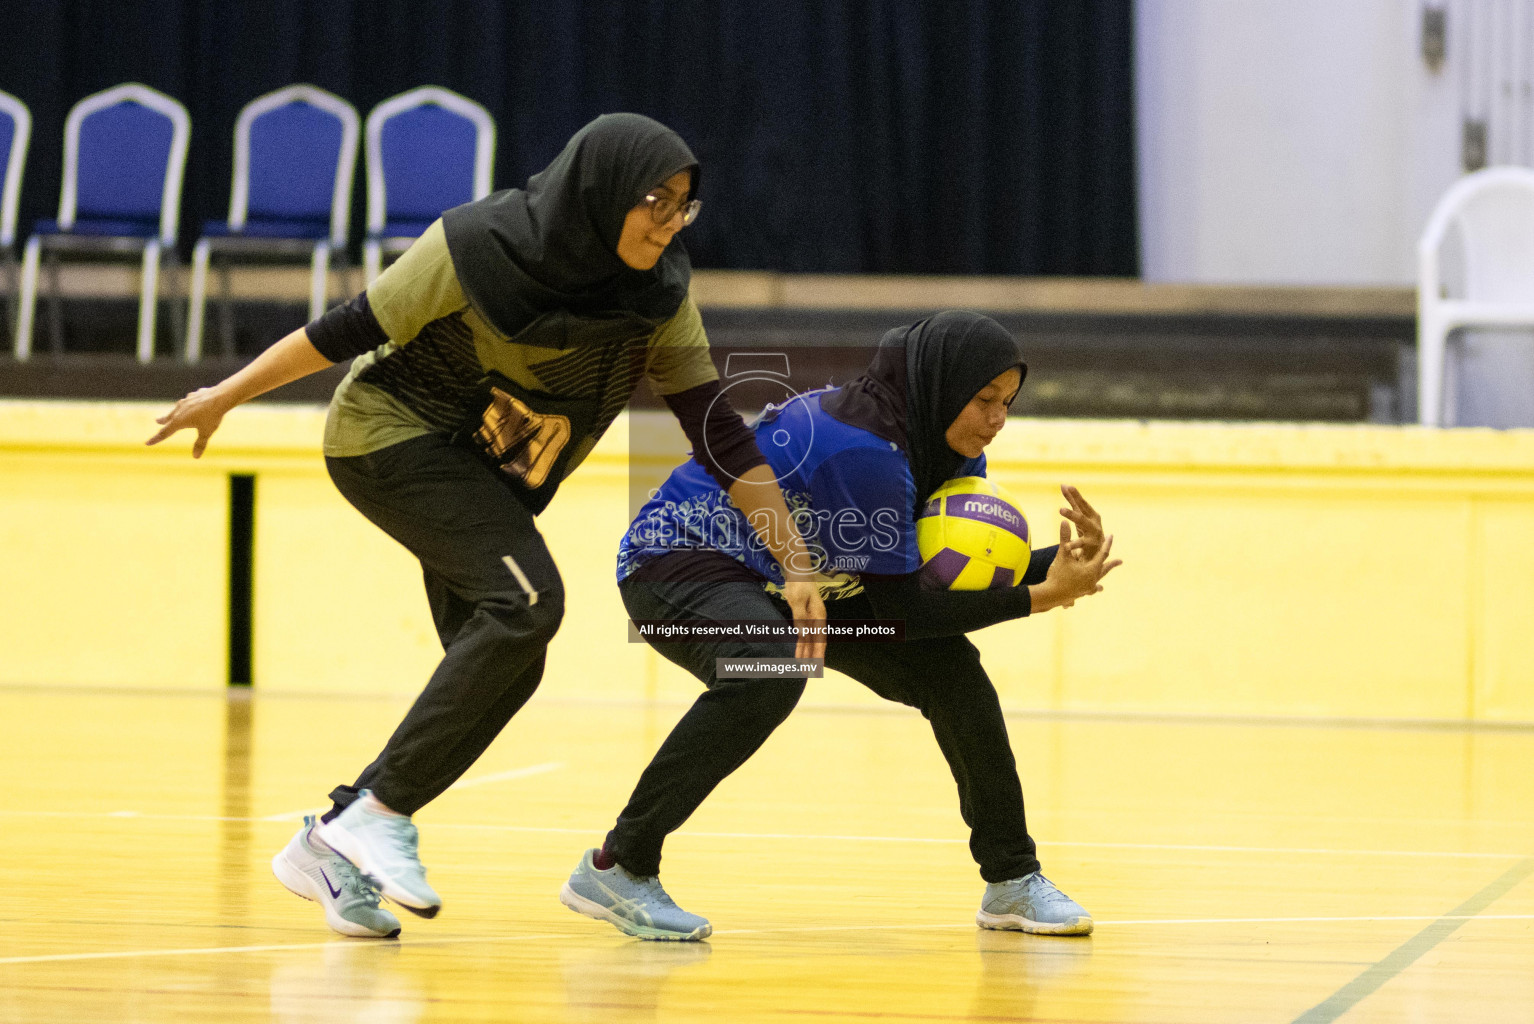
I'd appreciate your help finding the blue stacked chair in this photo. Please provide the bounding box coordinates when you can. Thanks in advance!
[363,86,495,284]
[15,83,189,362]
[0,89,31,345]
[186,84,358,360]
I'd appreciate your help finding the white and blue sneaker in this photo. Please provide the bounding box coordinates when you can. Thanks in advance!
[560,849,711,941]
[271,816,401,938]
[976,872,1093,935]
[314,791,442,918]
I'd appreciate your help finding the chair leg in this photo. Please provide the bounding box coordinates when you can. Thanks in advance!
[364,240,381,287]
[217,251,235,357]
[14,235,39,360]
[1,252,15,348]
[186,238,211,363]
[163,246,185,359]
[1442,330,1460,429]
[45,247,63,355]
[137,239,160,363]
[309,242,330,322]
[1418,314,1446,427]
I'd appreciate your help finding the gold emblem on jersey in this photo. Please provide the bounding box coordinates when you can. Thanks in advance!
[473,386,572,489]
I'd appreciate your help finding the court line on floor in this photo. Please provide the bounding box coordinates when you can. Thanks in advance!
[255,761,565,821]
[12,682,1532,734]
[1098,913,1534,926]
[446,762,564,790]
[11,910,1534,968]
[709,913,1534,935]
[0,931,572,967]
[0,808,1523,862]
[1052,840,1518,860]
[1290,854,1534,1024]
[716,914,1534,938]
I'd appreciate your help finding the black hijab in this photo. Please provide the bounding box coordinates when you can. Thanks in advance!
[821,311,1026,511]
[442,113,698,339]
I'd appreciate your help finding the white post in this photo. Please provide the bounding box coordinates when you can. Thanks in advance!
[308,242,330,322]
[14,235,39,360]
[1417,311,1446,428]
[137,239,160,364]
[364,239,381,286]
[185,238,211,363]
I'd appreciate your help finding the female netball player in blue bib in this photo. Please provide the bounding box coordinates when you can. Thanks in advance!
[561,310,1120,940]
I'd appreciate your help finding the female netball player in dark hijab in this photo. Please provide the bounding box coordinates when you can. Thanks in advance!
[562,311,1120,941]
[148,113,826,938]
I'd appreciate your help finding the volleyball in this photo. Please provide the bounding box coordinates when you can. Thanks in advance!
[916,477,1031,590]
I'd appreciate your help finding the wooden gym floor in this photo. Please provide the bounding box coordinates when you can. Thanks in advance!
[1,686,1531,1023]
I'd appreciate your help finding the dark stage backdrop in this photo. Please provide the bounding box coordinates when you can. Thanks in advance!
[0,1,1137,275]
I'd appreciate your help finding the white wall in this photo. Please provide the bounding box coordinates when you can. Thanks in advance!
[1137,0,1462,285]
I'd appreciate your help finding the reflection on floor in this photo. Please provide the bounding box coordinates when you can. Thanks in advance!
[1,687,1531,1023]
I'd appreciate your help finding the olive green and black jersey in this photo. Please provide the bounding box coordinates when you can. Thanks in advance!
[310,221,723,509]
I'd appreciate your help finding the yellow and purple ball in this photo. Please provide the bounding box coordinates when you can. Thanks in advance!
[916,477,1031,590]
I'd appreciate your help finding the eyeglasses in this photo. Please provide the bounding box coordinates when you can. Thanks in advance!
[641,192,702,227]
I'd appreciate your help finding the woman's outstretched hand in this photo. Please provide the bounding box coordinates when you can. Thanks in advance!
[144,326,336,458]
[1058,484,1106,560]
[1031,520,1122,614]
[146,386,234,458]
[783,580,828,662]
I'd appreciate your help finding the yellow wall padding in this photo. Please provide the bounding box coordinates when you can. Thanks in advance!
[3,400,1532,724]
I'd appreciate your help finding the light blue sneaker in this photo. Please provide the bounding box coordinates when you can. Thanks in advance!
[976,872,1093,935]
[559,849,711,941]
[315,791,442,918]
[271,816,401,938]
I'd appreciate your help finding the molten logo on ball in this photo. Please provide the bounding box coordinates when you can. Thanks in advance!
[961,499,1021,527]
[916,477,1031,590]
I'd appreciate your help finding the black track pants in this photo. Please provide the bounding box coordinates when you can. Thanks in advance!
[322,433,564,818]
[606,578,1039,883]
